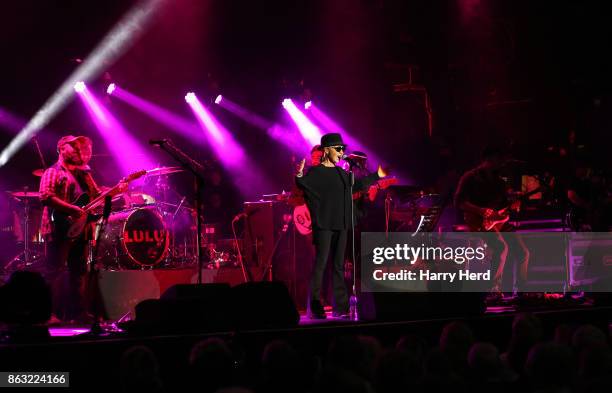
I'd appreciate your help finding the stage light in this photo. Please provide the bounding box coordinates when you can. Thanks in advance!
[75,84,155,175]
[106,83,116,95]
[108,85,202,141]
[214,95,306,155]
[0,0,165,167]
[214,95,223,104]
[282,98,321,146]
[305,100,312,110]
[74,81,86,93]
[185,92,196,104]
[185,92,273,197]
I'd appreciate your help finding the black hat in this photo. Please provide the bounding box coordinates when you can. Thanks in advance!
[320,133,346,148]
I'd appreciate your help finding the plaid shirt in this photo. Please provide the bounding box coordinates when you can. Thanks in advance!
[39,161,100,239]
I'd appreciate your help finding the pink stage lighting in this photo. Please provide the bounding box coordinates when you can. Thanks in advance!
[304,101,312,110]
[74,81,86,93]
[185,92,272,197]
[106,83,116,95]
[107,85,203,142]
[75,84,155,176]
[281,98,321,146]
[185,92,197,104]
[215,96,307,156]
[214,95,223,104]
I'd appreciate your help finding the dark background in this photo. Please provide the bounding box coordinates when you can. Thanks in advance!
[0,0,610,196]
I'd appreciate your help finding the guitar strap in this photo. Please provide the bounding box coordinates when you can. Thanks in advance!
[72,169,95,199]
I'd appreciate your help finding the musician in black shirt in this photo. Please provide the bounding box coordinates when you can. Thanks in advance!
[295,133,385,319]
[455,146,529,296]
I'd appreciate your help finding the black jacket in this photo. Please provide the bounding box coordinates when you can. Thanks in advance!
[295,165,379,230]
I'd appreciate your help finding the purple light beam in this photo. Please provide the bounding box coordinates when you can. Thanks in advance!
[185,92,273,197]
[75,83,155,176]
[282,98,321,146]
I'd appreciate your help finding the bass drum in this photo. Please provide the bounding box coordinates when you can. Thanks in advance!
[97,207,170,269]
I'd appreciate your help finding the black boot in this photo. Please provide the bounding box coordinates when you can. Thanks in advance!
[309,299,326,319]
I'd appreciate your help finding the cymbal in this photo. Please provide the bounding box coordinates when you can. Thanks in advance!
[32,169,45,177]
[10,191,40,198]
[145,166,184,177]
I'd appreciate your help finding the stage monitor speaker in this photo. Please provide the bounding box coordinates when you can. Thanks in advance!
[132,283,232,333]
[232,281,299,329]
[359,292,486,322]
[161,283,230,300]
[570,236,612,290]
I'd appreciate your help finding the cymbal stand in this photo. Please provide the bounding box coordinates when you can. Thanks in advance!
[6,188,42,270]
[151,139,207,284]
[167,196,187,266]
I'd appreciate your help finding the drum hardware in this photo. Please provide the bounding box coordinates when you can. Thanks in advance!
[5,188,44,271]
[142,166,183,205]
[144,166,184,177]
[386,188,444,233]
[206,247,238,269]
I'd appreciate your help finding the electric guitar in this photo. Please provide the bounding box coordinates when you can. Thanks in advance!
[51,170,146,239]
[464,186,547,231]
[353,177,399,201]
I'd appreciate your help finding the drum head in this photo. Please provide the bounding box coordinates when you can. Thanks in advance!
[123,208,169,267]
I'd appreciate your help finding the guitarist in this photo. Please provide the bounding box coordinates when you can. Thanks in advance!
[454,146,529,296]
[38,135,123,322]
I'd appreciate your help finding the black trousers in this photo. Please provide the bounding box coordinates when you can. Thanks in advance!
[46,237,88,321]
[311,229,349,312]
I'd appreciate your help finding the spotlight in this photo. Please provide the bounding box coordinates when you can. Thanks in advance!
[74,81,86,93]
[106,83,116,95]
[282,98,292,109]
[185,92,196,104]
[214,95,223,104]
[0,0,164,167]
[304,100,312,110]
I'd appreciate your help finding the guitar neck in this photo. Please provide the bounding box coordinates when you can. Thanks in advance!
[83,186,119,212]
[82,170,146,212]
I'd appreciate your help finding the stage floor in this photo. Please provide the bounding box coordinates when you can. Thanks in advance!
[46,294,597,338]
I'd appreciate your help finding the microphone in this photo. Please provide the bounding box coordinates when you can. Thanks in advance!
[149,139,168,146]
[342,154,364,167]
[342,154,355,163]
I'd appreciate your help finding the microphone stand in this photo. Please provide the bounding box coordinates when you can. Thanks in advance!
[348,163,359,321]
[82,196,112,336]
[151,140,207,284]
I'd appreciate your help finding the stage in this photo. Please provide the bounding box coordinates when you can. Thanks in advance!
[2,301,610,390]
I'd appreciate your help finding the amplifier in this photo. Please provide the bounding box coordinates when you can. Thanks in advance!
[241,200,314,309]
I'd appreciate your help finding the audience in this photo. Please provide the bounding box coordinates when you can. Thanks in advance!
[120,345,164,392]
[189,337,237,393]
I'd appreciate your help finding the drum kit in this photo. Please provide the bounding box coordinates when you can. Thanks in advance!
[2,166,232,272]
[385,186,444,233]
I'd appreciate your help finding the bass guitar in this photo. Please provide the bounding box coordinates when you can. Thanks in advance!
[464,186,547,231]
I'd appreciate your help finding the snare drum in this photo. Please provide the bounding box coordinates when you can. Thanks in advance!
[97,207,169,269]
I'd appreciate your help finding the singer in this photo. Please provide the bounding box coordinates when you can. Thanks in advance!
[296,133,386,319]
[39,135,126,323]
